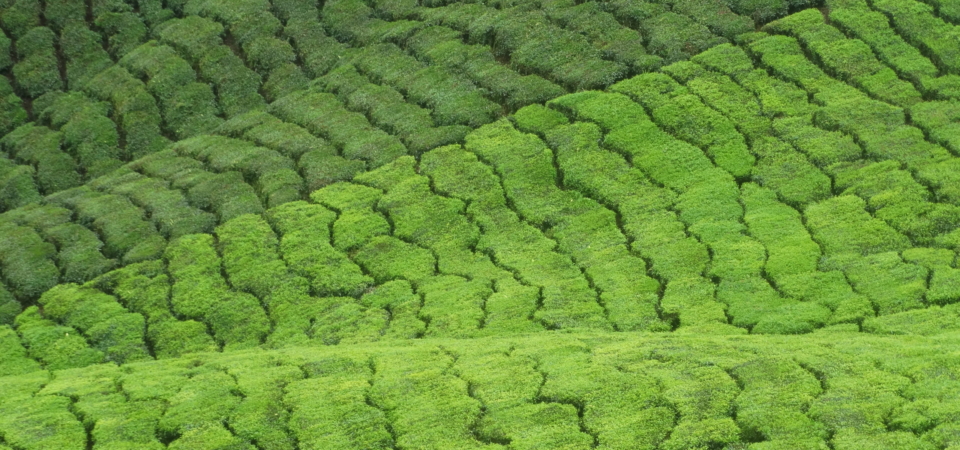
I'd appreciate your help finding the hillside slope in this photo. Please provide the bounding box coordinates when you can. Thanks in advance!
[1,0,960,448]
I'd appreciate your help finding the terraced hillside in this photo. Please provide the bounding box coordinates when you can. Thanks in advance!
[1,0,960,448]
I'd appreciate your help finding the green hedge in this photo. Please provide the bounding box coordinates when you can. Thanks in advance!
[266,200,374,297]
[270,90,407,168]
[84,65,169,159]
[14,306,104,369]
[353,43,501,127]
[0,219,60,300]
[89,168,217,238]
[764,9,922,107]
[38,283,150,363]
[12,26,63,98]
[157,16,267,117]
[46,187,166,263]
[407,25,565,110]
[165,233,270,350]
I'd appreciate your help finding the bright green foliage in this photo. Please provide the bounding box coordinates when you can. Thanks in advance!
[285,354,393,449]
[765,9,922,107]
[468,120,660,330]
[38,284,150,363]
[0,324,40,375]
[833,160,960,244]
[360,280,425,339]
[158,370,253,447]
[90,261,218,358]
[0,394,86,450]
[14,306,104,369]
[805,196,912,256]
[165,234,270,349]
[732,357,827,447]
[369,348,499,449]
[311,182,390,251]
[228,360,303,450]
[216,213,314,345]
[355,236,436,284]
[266,200,374,297]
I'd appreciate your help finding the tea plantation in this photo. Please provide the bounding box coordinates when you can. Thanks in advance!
[1,0,960,448]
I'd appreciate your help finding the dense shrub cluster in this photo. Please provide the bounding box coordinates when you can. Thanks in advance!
[0,0,959,447]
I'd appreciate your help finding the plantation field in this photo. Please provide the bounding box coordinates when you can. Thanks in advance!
[1,0,960,447]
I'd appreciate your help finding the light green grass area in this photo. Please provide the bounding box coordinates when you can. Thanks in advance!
[1,0,960,447]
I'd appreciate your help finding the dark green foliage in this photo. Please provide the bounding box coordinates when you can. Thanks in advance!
[0,285,20,326]
[0,220,59,299]
[270,90,407,168]
[171,135,303,208]
[425,3,626,90]
[284,18,354,79]
[318,64,470,154]
[165,234,270,350]
[158,16,267,117]
[406,25,565,110]
[46,186,166,263]
[38,283,150,363]
[120,42,223,138]
[0,156,40,211]
[872,0,960,74]
[13,27,63,98]
[352,43,501,127]
[0,78,28,137]
[95,11,147,58]
[89,168,217,238]
[132,150,265,222]
[38,91,123,179]
[84,65,170,159]
[1,124,80,195]
[0,0,40,39]
[544,1,664,73]
[42,0,84,31]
